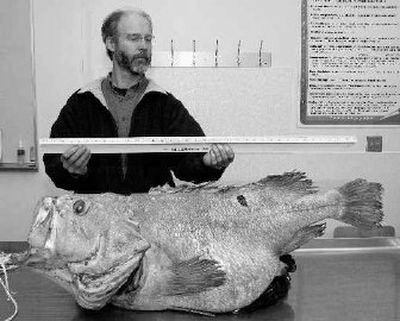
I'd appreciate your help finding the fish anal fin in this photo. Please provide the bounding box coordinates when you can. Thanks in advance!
[164,256,226,296]
[279,223,326,254]
[257,171,318,196]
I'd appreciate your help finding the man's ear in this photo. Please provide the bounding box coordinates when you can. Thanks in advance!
[105,37,116,54]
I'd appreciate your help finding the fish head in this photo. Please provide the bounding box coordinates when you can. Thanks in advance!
[26,193,150,309]
[28,195,99,262]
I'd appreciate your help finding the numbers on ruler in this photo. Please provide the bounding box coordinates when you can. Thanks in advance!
[40,136,357,145]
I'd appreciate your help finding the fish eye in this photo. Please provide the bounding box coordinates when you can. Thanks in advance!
[73,200,88,216]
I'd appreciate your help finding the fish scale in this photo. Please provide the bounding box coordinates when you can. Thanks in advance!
[113,186,314,311]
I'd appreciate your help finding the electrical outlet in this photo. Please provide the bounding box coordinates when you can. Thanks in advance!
[366,136,382,152]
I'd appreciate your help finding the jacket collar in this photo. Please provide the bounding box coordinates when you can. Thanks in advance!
[78,76,167,109]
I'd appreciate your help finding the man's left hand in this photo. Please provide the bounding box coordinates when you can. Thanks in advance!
[203,144,235,170]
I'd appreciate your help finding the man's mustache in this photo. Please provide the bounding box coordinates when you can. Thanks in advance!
[131,53,150,60]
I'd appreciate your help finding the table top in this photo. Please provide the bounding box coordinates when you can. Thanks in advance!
[1,238,400,321]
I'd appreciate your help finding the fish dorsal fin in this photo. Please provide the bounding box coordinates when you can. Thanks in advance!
[164,256,226,296]
[149,182,234,195]
[256,171,318,195]
[148,184,179,194]
[150,172,316,196]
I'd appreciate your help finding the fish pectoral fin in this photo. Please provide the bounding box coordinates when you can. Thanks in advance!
[164,256,226,296]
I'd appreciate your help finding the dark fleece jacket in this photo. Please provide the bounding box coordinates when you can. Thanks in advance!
[43,79,223,194]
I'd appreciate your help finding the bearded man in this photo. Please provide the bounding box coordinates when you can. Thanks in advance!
[43,7,292,312]
[43,8,234,194]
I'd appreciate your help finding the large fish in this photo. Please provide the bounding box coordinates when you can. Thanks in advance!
[24,171,382,314]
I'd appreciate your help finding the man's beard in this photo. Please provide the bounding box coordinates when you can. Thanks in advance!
[114,49,151,75]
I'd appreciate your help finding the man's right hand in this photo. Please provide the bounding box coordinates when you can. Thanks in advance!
[60,145,91,176]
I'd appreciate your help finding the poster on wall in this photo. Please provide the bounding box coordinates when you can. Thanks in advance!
[300,0,400,125]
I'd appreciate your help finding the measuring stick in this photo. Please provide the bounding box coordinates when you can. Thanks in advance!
[39,136,357,154]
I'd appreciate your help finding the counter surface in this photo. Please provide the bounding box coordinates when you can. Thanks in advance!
[1,238,400,321]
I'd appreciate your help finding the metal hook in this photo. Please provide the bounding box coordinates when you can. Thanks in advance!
[259,40,264,67]
[192,40,196,67]
[237,40,241,67]
[215,39,219,67]
[170,39,174,67]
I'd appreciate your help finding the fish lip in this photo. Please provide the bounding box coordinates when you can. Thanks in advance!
[25,236,101,271]
[24,248,50,267]
[32,196,54,229]
[28,196,57,252]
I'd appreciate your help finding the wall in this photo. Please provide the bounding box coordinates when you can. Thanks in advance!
[0,0,36,163]
[0,0,399,240]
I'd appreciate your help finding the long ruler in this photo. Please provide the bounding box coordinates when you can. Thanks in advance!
[39,136,357,154]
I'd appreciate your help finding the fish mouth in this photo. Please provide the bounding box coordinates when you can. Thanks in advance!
[26,195,101,270]
[33,197,54,227]
[28,196,58,255]
[25,236,102,271]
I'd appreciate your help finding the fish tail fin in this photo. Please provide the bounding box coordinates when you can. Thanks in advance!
[337,179,383,229]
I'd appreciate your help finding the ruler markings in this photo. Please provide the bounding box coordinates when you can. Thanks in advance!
[40,136,357,154]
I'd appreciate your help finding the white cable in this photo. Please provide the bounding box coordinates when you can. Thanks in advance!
[0,253,18,321]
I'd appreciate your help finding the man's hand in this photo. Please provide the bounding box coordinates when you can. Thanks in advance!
[203,144,235,170]
[60,145,91,176]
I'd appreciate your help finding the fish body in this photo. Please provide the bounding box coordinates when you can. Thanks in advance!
[26,172,383,314]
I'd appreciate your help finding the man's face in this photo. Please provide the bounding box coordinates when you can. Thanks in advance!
[111,13,153,75]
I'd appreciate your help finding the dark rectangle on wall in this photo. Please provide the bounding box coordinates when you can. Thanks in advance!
[300,0,400,125]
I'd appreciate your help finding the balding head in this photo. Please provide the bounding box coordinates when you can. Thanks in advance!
[101,8,153,60]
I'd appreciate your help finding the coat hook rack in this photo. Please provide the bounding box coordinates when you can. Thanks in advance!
[151,39,272,68]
